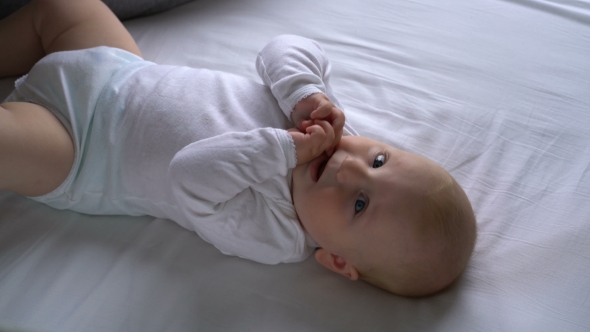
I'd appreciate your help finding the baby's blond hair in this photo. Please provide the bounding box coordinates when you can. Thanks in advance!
[359,174,477,297]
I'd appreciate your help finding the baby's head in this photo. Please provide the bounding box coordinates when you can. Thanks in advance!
[292,136,476,296]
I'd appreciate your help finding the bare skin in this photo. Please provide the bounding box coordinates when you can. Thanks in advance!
[0,0,142,196]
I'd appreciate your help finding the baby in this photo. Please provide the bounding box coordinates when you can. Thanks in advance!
[0,0,476,297]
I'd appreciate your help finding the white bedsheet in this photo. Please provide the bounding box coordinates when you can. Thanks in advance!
[1,0,589,331]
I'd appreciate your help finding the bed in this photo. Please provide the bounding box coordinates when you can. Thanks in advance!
[1,0,589,330]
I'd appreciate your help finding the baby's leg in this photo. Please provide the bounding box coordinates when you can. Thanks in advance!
[0,102,74,197]
[0,0,142,196]
[0,0,142,77]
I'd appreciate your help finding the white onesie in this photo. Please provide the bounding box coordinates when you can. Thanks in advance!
[5,35,357,264]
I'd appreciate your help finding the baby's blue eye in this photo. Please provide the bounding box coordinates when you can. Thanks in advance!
[373,154,385,168]
[355,195,367,214]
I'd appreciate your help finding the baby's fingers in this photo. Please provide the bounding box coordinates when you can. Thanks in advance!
[310,100,334,120]
[297,119,314,132]
[309,120,335,153]
[328,114,344,152]
[315,120,344,156]
[307,120,333,138]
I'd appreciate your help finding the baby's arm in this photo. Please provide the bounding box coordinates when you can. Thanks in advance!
[256,35,356,139]
[255,34,329,115]
[167,128,309,264]
[169,128,295,209]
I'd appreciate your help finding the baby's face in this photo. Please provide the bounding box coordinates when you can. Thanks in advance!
[292,136,449,267]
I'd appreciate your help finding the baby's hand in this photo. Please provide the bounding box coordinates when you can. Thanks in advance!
[288,120,335,165]
[292,93,345,155]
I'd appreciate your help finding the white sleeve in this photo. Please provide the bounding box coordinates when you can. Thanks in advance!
[167,128,312,264]
[256,34,358,136]
[168,127,296,215]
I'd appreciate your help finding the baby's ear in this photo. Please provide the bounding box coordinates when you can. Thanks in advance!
[315,249,359,281]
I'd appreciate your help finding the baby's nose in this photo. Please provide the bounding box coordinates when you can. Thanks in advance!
[336,156,367,185]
